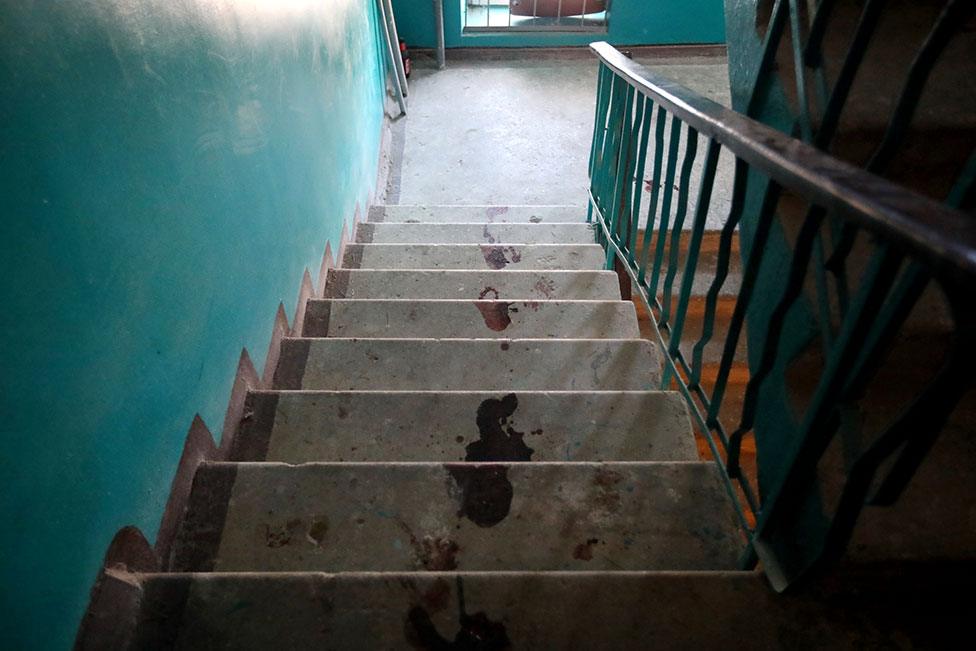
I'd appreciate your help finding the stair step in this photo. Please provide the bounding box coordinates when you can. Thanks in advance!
[231,390,698,463]
[355,222,597,244]
[302,299,638,339]
[324,269,622,300]
[129,569,962,650]
[342,243,604,271]
[171,461,742,573]
[273,338,661,391]
[369,204,586,223]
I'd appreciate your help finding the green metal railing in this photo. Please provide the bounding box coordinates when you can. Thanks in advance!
[587,41,976,590]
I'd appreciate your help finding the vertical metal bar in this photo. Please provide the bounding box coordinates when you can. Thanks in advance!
[628,97,654,261]
[619,94,646,260]
[557,0,563,25]
[690,157,749,390]
[581,0,587,27]
[384,0,408,96]
[668,139,722,364]
[607,85,636,269]
[746,0,790,117]
[637,106,668,285]
[707,181,782,426]
[660,125,700,330]
[647,116,683,299]
[434,0,447,70]
[788,0,812,141]
[376,0,406,116]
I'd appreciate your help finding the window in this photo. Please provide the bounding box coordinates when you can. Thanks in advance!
[463,0,611,33]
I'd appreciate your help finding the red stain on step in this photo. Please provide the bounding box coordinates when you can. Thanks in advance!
[474,301,513,331]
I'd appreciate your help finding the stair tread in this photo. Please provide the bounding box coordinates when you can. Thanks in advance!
[171,461,743,573]
[356,222,597,244]
[342,243,604,271]
[324,269,622,300]
[302,299,639,339]
[231,390,698,463]
[129,569,969,650]
[369,204,587,224]
[273,337,661,391]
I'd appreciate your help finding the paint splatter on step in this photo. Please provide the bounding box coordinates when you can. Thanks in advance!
[407,577,511,650]
[467,394,534,462]
[447,465,513,528]
[474,301,513,332]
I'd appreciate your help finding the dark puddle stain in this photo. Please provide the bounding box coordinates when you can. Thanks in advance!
[448,465,513,528]
[446,395,537,528]
[468,394,534,462]
[407,576,511,650]
[474,302,512,332]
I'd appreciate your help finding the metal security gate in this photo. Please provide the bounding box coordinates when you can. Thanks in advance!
[463,0,611,32]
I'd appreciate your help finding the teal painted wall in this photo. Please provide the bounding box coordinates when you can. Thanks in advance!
[0,1,386,648]
[393,0,726,48]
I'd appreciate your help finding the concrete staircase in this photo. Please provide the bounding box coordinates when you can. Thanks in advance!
[108,205,966,648]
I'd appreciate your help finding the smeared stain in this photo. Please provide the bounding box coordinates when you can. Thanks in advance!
[337,405,349,419]
[406,576,511,650]
[485,206,509,220]
[307,518,329,546]
[482,225,496,244]
[474,301,513,332]
[448,465,513,528]
[500,342,509,351]
[593,468,624,514]
[482,247,510,270]
[533,278,556,299]
[396,519,461,571]
[573,538,601,561]
[478,287,500,300]
[264,518,303,548]
[523,301,540,312]
[507,247,522,263]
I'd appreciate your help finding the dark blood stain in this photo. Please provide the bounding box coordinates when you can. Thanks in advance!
[467,394,534,462]
[264,518,303,548]
[481,247,510,270]
[500,342,509,351]
[529,216,542,223]
[456,436,465,443]
[307,518,329,546]
[478,287,500,300]
[422,537,460,571]
[531,429,543,436]
[482,225,496,244]
[448,465,513,528]
[506,247,522,263]
[407,577,511,650]
[474,302,513,332]
[423,578,453,613]
[337,405,349,419]
[573,538,601,561]
[523,301,540,312]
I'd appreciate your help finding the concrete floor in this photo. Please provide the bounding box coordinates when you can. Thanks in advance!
[388,48,734,228]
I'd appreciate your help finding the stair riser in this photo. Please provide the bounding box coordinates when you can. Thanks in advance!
[342,244,604,271]
[303,300,639,339]
[274,339,661,391]
[172,462,742,573]
[369,205,586,224]
[324,270,622,300]
[232,391,698,463]
[356,223,596,244]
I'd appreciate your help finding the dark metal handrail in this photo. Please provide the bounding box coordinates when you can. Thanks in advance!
[591,41,976,280]
[587,40,976,590]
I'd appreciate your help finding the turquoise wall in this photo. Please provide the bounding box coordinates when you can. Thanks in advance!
[0,1,386,648]
[393,0,726,48]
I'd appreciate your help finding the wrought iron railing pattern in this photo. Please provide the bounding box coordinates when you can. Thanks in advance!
[587,41,976,589]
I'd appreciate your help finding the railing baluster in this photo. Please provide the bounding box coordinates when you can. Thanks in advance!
[627,97,654,263]
[788,0,814,141]
[646,115,683,300]
[659,125,700,330]
[707,180,783,427]
[618,93,646,260]
[667,138,722,370]
[637,106,668,285]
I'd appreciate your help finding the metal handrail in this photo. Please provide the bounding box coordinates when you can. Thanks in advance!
[587,40,976,590]
[591,41,976,280]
